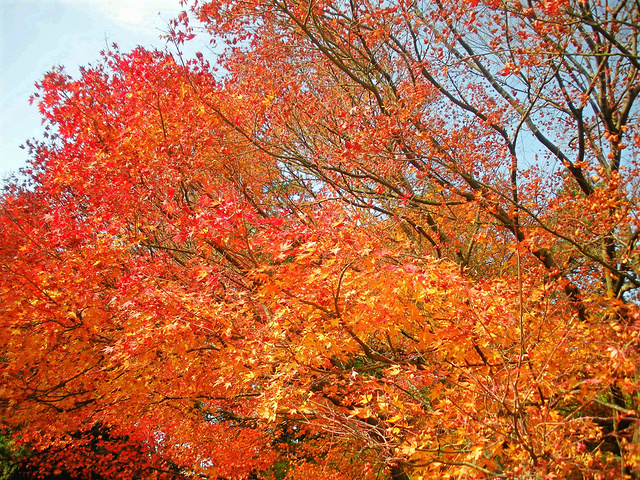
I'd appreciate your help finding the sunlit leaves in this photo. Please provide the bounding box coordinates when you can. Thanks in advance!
[2,0,640,478]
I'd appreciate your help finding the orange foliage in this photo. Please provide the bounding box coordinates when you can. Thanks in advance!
[2,0,640,479]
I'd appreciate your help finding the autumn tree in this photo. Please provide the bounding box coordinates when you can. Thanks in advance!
[2,0,640,479]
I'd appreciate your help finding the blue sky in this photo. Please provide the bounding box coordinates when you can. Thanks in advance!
[1,0,206,179]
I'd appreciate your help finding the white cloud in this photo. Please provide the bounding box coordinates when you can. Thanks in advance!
[65,0,185,34]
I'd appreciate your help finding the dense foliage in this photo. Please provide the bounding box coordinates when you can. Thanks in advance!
[2,0,639,478]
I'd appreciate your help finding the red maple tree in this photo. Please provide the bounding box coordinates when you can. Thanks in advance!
[2,0,639,478]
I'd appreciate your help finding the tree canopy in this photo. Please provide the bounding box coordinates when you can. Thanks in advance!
[1,0,639,478]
